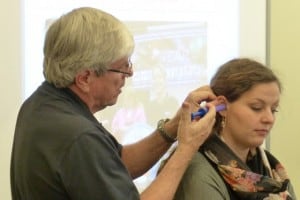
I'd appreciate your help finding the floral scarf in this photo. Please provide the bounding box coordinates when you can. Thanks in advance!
[200,133,295,200]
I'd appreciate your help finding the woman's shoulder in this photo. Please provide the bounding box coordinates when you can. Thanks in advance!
[186,152,221,179]
[174,152,231,200]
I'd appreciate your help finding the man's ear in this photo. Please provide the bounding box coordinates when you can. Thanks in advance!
[73,70,92,93]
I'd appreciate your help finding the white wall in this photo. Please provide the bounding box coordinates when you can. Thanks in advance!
[0,0,22,199]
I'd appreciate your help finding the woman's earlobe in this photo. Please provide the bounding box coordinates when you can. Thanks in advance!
[216,96,227,116]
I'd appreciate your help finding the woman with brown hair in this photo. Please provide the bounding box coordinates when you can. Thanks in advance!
[171,58,297,199]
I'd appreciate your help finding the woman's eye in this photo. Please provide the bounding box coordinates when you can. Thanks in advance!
[271,108,279,114]
[251,107,262,111]
[251,106,279,114]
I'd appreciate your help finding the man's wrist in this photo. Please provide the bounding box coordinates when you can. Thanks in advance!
[157,119,177,143]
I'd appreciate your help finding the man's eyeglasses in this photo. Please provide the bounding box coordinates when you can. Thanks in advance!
[107,61,133,77]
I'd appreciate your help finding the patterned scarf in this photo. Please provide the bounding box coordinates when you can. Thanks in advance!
[200,133,295,200]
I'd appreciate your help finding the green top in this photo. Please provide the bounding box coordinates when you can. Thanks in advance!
[174,152,297,200]
[174,153,230,200]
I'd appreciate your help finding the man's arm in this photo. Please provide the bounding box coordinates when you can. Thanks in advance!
[121,86,215,178]
[122,86,217,200]
[121,120,177,178]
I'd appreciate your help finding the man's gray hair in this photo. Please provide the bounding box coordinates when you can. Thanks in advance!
[43,7,134,88]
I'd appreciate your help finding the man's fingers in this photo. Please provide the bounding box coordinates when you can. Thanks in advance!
[179,102,191,125]
[185,87,217,108]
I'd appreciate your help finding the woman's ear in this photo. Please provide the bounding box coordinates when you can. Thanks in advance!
[216,96,227,117]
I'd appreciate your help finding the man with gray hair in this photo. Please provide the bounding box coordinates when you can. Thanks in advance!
[11,7,216,200]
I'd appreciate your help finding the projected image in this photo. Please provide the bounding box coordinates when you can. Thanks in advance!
[95,21,207,191]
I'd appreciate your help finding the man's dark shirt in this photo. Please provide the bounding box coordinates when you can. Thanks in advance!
[10,81,139,200]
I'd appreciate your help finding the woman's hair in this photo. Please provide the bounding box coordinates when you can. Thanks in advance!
[43,7,134,88]
[211,58,281,133]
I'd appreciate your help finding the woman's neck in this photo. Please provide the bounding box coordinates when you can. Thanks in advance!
[219,134,250,163]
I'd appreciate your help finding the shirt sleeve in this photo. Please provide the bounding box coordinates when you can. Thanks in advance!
[59,132,140,200]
